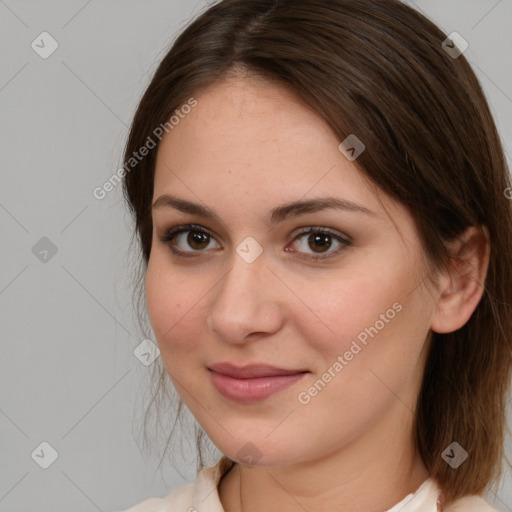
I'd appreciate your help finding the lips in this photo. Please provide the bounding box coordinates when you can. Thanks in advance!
[208,364,309,403]
[208,362,308,378]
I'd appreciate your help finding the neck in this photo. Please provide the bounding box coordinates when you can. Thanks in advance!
[219,405,430,512]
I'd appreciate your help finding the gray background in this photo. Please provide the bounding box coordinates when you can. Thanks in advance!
[0,1,511,511]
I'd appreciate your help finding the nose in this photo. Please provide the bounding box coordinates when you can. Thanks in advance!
[206,246,284,344]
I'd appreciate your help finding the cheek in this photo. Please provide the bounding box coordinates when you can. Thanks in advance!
[145,253,212,368]
[291,268,412,357]
[291,263,431,410]
[272,273,430,463]
[303,272,431,398]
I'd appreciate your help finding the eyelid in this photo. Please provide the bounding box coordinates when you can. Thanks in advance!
[292,226,352,244]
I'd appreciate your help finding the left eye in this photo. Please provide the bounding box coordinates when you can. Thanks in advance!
[289,228,350,260]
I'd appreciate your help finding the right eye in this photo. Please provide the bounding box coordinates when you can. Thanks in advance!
[159,224,221,257]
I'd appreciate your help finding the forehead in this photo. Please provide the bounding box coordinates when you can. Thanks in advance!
[154,77,369,196]
[152,76,416,245]
[165,77,335,154]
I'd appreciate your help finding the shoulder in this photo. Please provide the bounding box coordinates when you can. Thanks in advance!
[115,482,195,512]
[114,456,233,512]
[444,494,500,512]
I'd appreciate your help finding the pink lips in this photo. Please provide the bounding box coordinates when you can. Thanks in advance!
[208,362,309,402]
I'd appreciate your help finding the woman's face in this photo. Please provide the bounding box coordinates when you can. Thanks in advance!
[145,75,440,467]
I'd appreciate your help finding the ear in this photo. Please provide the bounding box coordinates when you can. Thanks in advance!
[430,225,490,334]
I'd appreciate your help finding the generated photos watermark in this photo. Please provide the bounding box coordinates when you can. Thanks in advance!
[93,97,198,200]
[297,301,403,405]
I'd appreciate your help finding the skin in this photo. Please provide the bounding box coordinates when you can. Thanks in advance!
[145,73,490,512]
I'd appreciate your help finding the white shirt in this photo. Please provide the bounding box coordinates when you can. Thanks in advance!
[116,457,498,512]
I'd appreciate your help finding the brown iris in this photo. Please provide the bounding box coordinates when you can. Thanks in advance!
[307,232,332,253]
[187,230,210,250]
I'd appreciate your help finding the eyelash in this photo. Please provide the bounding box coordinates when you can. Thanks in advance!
[158,223,351,262]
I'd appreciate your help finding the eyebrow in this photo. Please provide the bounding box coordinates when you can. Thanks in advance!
[151,194,377,225]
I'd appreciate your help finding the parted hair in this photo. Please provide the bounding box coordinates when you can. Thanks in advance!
[122,0,512,506]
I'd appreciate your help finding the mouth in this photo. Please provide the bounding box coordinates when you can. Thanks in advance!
[207,363,310,402]
[207,362,309,378]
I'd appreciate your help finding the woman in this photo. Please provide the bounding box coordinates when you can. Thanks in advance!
[118,0,512,510]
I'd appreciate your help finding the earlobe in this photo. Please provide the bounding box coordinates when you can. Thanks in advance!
[430,225,490,334]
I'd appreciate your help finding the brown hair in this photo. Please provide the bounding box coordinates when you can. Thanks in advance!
[122,0,512,505]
